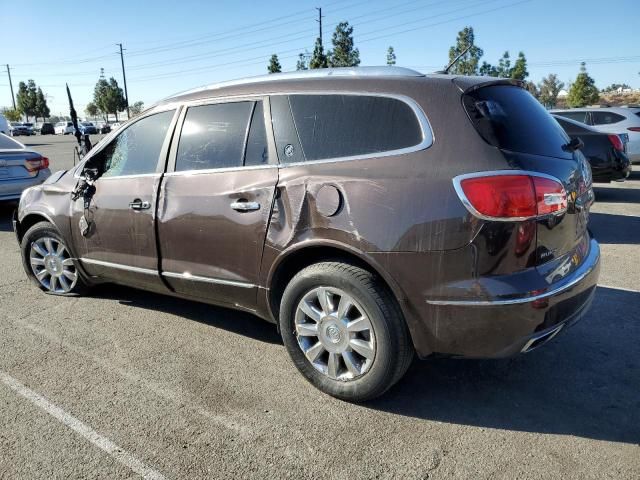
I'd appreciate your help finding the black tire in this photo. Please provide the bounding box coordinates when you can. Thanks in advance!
[21,221,88,296]
[279,261,413,402]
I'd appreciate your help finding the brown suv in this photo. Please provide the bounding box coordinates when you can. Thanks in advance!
[14,67,600,401]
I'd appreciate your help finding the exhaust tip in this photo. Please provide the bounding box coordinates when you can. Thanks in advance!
[521,324,564,353]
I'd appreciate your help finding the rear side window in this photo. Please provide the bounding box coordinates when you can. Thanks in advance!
[244,102,269,167]
[272,94,425,162]
[176,102,254,171]
[463,85,571,159]
[591,111,625,125]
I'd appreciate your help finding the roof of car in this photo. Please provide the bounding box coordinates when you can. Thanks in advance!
[157,67,510,108]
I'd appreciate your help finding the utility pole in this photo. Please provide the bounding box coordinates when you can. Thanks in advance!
[6,64,16,109]
[316,7,324,45]
[116,43,130,119]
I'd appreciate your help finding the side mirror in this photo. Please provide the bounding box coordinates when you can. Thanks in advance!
[564,137,584,152]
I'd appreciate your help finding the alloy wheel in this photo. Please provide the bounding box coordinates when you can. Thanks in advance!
[294,286,376,381]
[29,236,78,293]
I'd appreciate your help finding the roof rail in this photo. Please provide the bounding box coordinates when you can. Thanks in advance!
[168,66,424,99]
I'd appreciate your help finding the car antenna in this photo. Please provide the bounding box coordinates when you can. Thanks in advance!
[436,45,473,74]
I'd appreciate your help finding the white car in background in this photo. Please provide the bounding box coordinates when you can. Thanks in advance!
[552,106,640,163]
[55,121,75,135]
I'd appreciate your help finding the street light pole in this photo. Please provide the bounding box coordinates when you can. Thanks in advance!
[6,64,16,109]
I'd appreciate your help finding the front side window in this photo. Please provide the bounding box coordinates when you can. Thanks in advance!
[272,94,425,162]
[100,110,175,178]
[176,101,257,171]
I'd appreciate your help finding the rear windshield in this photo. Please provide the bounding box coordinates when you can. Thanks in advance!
[0,133,24,149]
[463,85,572,159]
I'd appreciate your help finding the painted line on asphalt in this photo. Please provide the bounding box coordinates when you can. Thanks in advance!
[0,371,167,480]
[598,284,640,293]
[16,321,250,437]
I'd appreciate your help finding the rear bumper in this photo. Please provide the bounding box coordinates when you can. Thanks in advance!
[411,237,600,358]
[0,169,51,201]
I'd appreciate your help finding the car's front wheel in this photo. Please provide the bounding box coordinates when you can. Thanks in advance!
[279,261,413,402]
[21,221,88,295]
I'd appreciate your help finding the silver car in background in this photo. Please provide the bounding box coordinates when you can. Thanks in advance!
[0,133,51,201]
[552,106,640,163]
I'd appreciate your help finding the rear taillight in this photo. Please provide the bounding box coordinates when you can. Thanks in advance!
[454,172,567,220]
[25,156,49,173]
[608,134,624,152]
[627,127,640,132]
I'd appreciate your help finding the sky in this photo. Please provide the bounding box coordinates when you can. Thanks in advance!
[1,0,639,116]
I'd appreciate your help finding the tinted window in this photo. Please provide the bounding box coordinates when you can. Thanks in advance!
[555,111,589,124]
[287,94,423,161]
[270,96,305,163]
[591,111,625,125]
[244,102,268,166]
[101,110,174,177]
[463,86,571,159]
[176,102,253,171]
[554,116,588,135]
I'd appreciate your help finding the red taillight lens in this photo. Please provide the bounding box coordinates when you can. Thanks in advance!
[457,173,567,220]
[627,127,640,132]
[25,156,49,173]
[608,134,624,152]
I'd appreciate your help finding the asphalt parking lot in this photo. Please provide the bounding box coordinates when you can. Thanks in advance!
[0,134,638,479]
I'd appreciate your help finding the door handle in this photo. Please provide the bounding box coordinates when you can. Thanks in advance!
[230,200,260,212]
[129,199,151,210]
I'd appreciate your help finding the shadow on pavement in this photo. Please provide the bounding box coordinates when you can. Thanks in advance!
[94,283,283,345]
[594,185,640,204]
[0,202,17,232]
[589,212,640,245]
[370,286,640,445]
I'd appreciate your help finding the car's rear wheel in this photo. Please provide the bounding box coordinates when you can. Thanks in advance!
[21,221,88,295]
[279,261,413,402]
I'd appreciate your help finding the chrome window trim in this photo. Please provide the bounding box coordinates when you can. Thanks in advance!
[164,164,277,177]
[167,91,433,169]
[98,173,161,180]
[452,170,568,222]
[426,247,599,306]
[162,271,254,288]
[80,258,157,275]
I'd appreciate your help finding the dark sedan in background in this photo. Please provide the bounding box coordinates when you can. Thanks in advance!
[79,122,98,135]
[0,133,51,202]
[554,115,631,183]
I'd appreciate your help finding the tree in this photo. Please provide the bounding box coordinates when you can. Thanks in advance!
[267,54,282,74]
[524,81,539,99]
[16,80,38,121]
[538,73,565,108]
[328,22,360,67]
[85,102,99,119]
[309,38,328,69]
[93,77,127,122]
[34,88,50,121]
[296,53,309,71]
[496,51,511,78]
[567,62,599,107]
[130,101,144,116]
[447,26,483,75]
[479,61,497,76]
[510,51,528,80]
[602,83,631,93]
[2,108,21,122]
[386,46,396,66]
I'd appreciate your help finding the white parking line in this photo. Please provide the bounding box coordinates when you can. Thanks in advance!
[598,284,640,294]
[0,372,167,480]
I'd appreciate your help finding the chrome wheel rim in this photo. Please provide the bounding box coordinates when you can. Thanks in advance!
[295,287,376,381]
[29,236,77,293]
